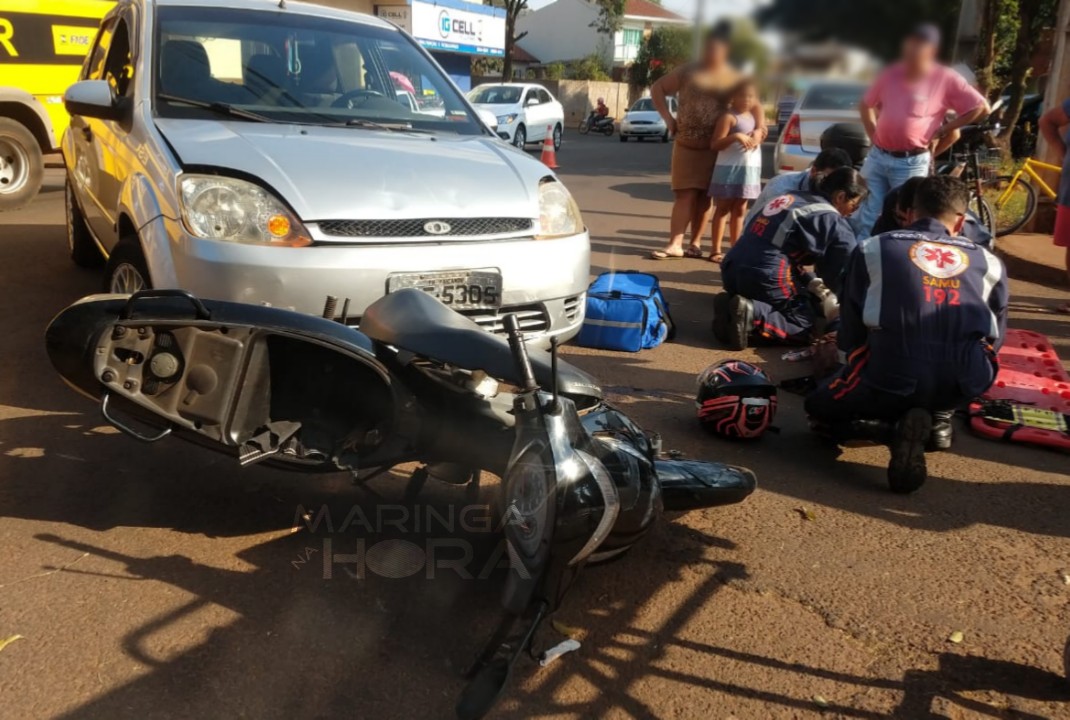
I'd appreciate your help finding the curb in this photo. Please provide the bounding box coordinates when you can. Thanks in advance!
[996,244,1068,289]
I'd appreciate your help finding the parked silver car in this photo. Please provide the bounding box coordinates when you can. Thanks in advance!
[774,81,865,173]
[62,0,589,345]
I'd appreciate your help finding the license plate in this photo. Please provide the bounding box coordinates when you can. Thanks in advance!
[387,270,502,310]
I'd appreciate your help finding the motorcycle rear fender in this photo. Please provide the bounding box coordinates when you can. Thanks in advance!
[46,293,408,469]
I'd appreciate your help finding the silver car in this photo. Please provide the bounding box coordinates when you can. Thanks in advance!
[62,0,589,346]
[774,81,865,173]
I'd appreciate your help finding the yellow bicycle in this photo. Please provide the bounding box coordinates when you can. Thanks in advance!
[983,156,1061,237]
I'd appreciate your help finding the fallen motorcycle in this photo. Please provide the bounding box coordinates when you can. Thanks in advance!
[45,288,756,718]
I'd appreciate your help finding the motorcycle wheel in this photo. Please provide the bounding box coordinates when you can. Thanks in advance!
[578,120,590,135]
[602,123,615,137]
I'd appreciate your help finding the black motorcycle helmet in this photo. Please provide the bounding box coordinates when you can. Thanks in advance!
[820,123,871,169]
[696,360,777,439]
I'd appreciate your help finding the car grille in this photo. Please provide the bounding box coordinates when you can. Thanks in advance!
[342,295,583,336]
[630,120,654,125]
[318,217,533,239]
[457,303,549,334]
[564,294,583,323]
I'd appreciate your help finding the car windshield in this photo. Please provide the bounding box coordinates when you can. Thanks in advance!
[800,85,865,111]
[467,86,522,104]
[153,6,481,134]
[630,98,654,112]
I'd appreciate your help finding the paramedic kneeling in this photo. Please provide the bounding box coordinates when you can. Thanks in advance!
[716,167,868,350]
[805,176,1008,493]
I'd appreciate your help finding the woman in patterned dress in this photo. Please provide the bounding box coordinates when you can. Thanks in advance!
[649,23,767,260]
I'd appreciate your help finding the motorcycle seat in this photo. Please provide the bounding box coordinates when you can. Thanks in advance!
[361,289,602,400]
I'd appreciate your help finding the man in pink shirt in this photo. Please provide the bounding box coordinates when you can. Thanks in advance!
[852,24,989,237]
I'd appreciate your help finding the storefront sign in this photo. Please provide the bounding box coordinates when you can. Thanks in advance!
[409,0,505,57]
[375,4,411,33]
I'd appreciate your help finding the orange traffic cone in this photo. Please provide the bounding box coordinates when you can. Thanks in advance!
[540,125,558,169]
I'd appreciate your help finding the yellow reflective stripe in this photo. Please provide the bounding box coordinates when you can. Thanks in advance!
[0,0,113,19]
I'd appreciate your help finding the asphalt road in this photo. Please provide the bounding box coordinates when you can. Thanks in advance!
[1,136,1068,720]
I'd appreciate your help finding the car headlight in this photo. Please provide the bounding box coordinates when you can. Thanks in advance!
[536,180,583,239]
[178,174,312,247]
[497,113,518,125]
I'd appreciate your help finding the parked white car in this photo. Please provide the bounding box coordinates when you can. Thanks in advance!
[775,81,866,173]
[620,97,677,142]
[467,83,564,150]
[61,0,589,348]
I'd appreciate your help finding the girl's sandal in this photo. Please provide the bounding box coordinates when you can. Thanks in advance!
[684,245,703,258]
[708,253,725,264]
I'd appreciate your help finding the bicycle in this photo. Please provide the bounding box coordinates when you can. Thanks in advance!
[936,122,1000,236]
[982,156,1059,236]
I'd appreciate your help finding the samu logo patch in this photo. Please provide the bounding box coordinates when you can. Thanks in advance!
[761,194,795,217]
[909,241,970,279]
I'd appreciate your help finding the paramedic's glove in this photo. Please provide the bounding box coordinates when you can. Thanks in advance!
[811,332,841,379]
[807,278,840,322]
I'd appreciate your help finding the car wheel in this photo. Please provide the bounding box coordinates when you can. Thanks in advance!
[619,134,627,143]
[0,118,44,212]
[552,123,562,151]
[66,178,103,268]
[104,238,152,294]
[512,124,526,148]
[661,131,669,143]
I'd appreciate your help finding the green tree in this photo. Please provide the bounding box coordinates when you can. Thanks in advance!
[567,53,612,81]
[728,17,770,77]
[630,26,692,88]
[757,0,959,61]
[995,0,1058,145]
[590,0,625,35]
[488,0,529,82]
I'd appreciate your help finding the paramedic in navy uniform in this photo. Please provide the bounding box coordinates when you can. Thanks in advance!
[805,176,1008,493]
[716,168,868,350]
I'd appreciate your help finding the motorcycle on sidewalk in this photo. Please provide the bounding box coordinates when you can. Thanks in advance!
[45,288,756,719]
[578,112,615,136]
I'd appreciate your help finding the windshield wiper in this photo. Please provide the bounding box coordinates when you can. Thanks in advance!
[157,93,275,123]
[344,118,434,134]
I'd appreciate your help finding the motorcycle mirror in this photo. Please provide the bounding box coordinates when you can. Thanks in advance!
[503,314,538,392]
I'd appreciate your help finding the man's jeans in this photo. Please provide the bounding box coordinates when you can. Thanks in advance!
[850,147,931,238]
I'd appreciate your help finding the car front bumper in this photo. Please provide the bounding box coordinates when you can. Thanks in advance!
[620,122,667,137]
[154,216,590,347]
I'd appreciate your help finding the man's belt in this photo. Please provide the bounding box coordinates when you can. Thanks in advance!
[877,145,930,158]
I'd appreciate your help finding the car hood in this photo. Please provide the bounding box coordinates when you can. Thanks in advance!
[624,111,664,123]
[471,102,520,117]
[155,119,543,221]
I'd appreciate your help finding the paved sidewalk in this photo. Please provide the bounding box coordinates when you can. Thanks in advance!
[997,232,1068,288]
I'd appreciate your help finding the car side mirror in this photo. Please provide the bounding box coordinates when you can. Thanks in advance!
[65,80,123,121]
[525,97,539,107]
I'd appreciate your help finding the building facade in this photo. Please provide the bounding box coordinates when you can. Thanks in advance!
[516,0,686,68]
[316,0,505,90]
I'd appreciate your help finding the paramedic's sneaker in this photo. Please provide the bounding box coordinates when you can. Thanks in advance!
[928,410,954,451]
[726,296,753,351]
[712,292,731,343]
[887,408,932,494]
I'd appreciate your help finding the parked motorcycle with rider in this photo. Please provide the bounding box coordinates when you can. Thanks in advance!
[45,288,756,719]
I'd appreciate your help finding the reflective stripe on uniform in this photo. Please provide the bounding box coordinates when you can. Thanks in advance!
[860,236,883,328]
[979,246,1004,341]
[770,202,838,249]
